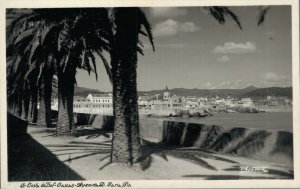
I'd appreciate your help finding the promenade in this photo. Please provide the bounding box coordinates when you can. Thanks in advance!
[8,123,294,181]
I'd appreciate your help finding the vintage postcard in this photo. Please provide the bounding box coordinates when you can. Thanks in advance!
[1,0,299,188]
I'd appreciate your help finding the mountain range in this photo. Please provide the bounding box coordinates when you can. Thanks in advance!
[74,86,292,99]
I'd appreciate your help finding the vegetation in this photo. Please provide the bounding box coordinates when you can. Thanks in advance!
[7,9,111,133]
[7,7,244,165]
[137,86,292,99]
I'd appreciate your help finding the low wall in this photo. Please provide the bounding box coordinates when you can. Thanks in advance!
[139,118,293,167]
[74,113,293,166]
[74,113,113,130]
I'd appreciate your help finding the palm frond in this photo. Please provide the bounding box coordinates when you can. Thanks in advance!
[208,6,242,30]
[36,62,45,86]
[13,28,36,45]
[82,52,92,76]
[12,55,21,73]
[257,6,271,26]
[137,45,144,56]
[139,30,148,37]
[87,51,97,79]
[137,8,155,51]
[62,52,70,73]
[24,59,37,80]
[27,33,40,66]
[96,50,112,83]
[40,23,56,46]
[7,10,35,43]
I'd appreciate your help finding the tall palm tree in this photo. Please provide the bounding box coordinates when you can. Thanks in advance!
[7,8,112,134]
[7,7,243,165]
[109,8,154,164]
[52,9,112,135]
[109,7,242,164]
[7,12,56,127]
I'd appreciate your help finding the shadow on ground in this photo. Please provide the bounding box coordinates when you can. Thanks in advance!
[139,139,237,172]
[139,139,294,179]
[7,113,84,181]
[74,127,111,139]
[7,113,294,180]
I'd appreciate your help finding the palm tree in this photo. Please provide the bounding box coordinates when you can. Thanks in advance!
[7,12,56,127]
[6,44,33,119]
[7,8,112,134]
[108,7,242,164]
[52,9,112,135]
[7,7,243,165]
[109,8,154,164]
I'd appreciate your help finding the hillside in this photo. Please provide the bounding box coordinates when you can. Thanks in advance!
[74,86,103,97]
[138,86,260,98]
[139,86,292,99]
[244,87,292,98]
[74,86,292,99]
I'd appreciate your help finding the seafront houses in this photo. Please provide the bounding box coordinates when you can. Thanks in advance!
[138,95,155,109]
[50,87,261,115]
[240,98,254,107]
[267,96,292,106]
[184,96,198,108]
[138,94,183,110]
[138,87,183,110]
[171,95,183,108]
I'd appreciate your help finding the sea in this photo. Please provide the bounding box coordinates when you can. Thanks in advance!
[165,112,293,132]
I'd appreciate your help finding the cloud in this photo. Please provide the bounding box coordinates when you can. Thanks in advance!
[258,72,291,87]
[150,7,187,18]
[220,81,232,86]
[213,42,256,54]
[180,22,200,33]
[206,82,212,87]
[217,80,250,89]
[153,19,200,37]
[205,82,216,89]
[246,83,253,87]
[261,72,287,82]
[217,55,230,62]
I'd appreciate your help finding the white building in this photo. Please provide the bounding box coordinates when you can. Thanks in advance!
[74,93,113,115]
[138,95,153,109]
[87,93,113,104]
[240,98,254,107]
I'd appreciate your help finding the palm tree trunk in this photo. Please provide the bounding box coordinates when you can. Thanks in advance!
[22,89,30,120]
[29,87,38,123]
[37,75,52,127]
[37,93,46,126]
[44,75,53,127]
[12,96,17,115]
[28,97,33,122]
[17,90,23,118]
[111,8,141,164]
[56,74,75,136]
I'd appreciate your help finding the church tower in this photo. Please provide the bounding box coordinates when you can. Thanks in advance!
[163,86,170,100]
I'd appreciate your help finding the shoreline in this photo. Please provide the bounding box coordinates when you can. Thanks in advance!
[257,105,292,112]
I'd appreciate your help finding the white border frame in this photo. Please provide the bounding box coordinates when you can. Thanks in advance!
[0,0,299,188]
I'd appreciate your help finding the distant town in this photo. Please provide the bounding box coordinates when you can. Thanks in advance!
[51,86,292,116]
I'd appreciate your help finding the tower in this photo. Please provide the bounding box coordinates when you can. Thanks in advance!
[163,86,170,100]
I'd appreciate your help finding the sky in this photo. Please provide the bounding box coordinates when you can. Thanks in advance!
[76,6,292,92]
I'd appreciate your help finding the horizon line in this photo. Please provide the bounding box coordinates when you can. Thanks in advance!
[76,85,293,92]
